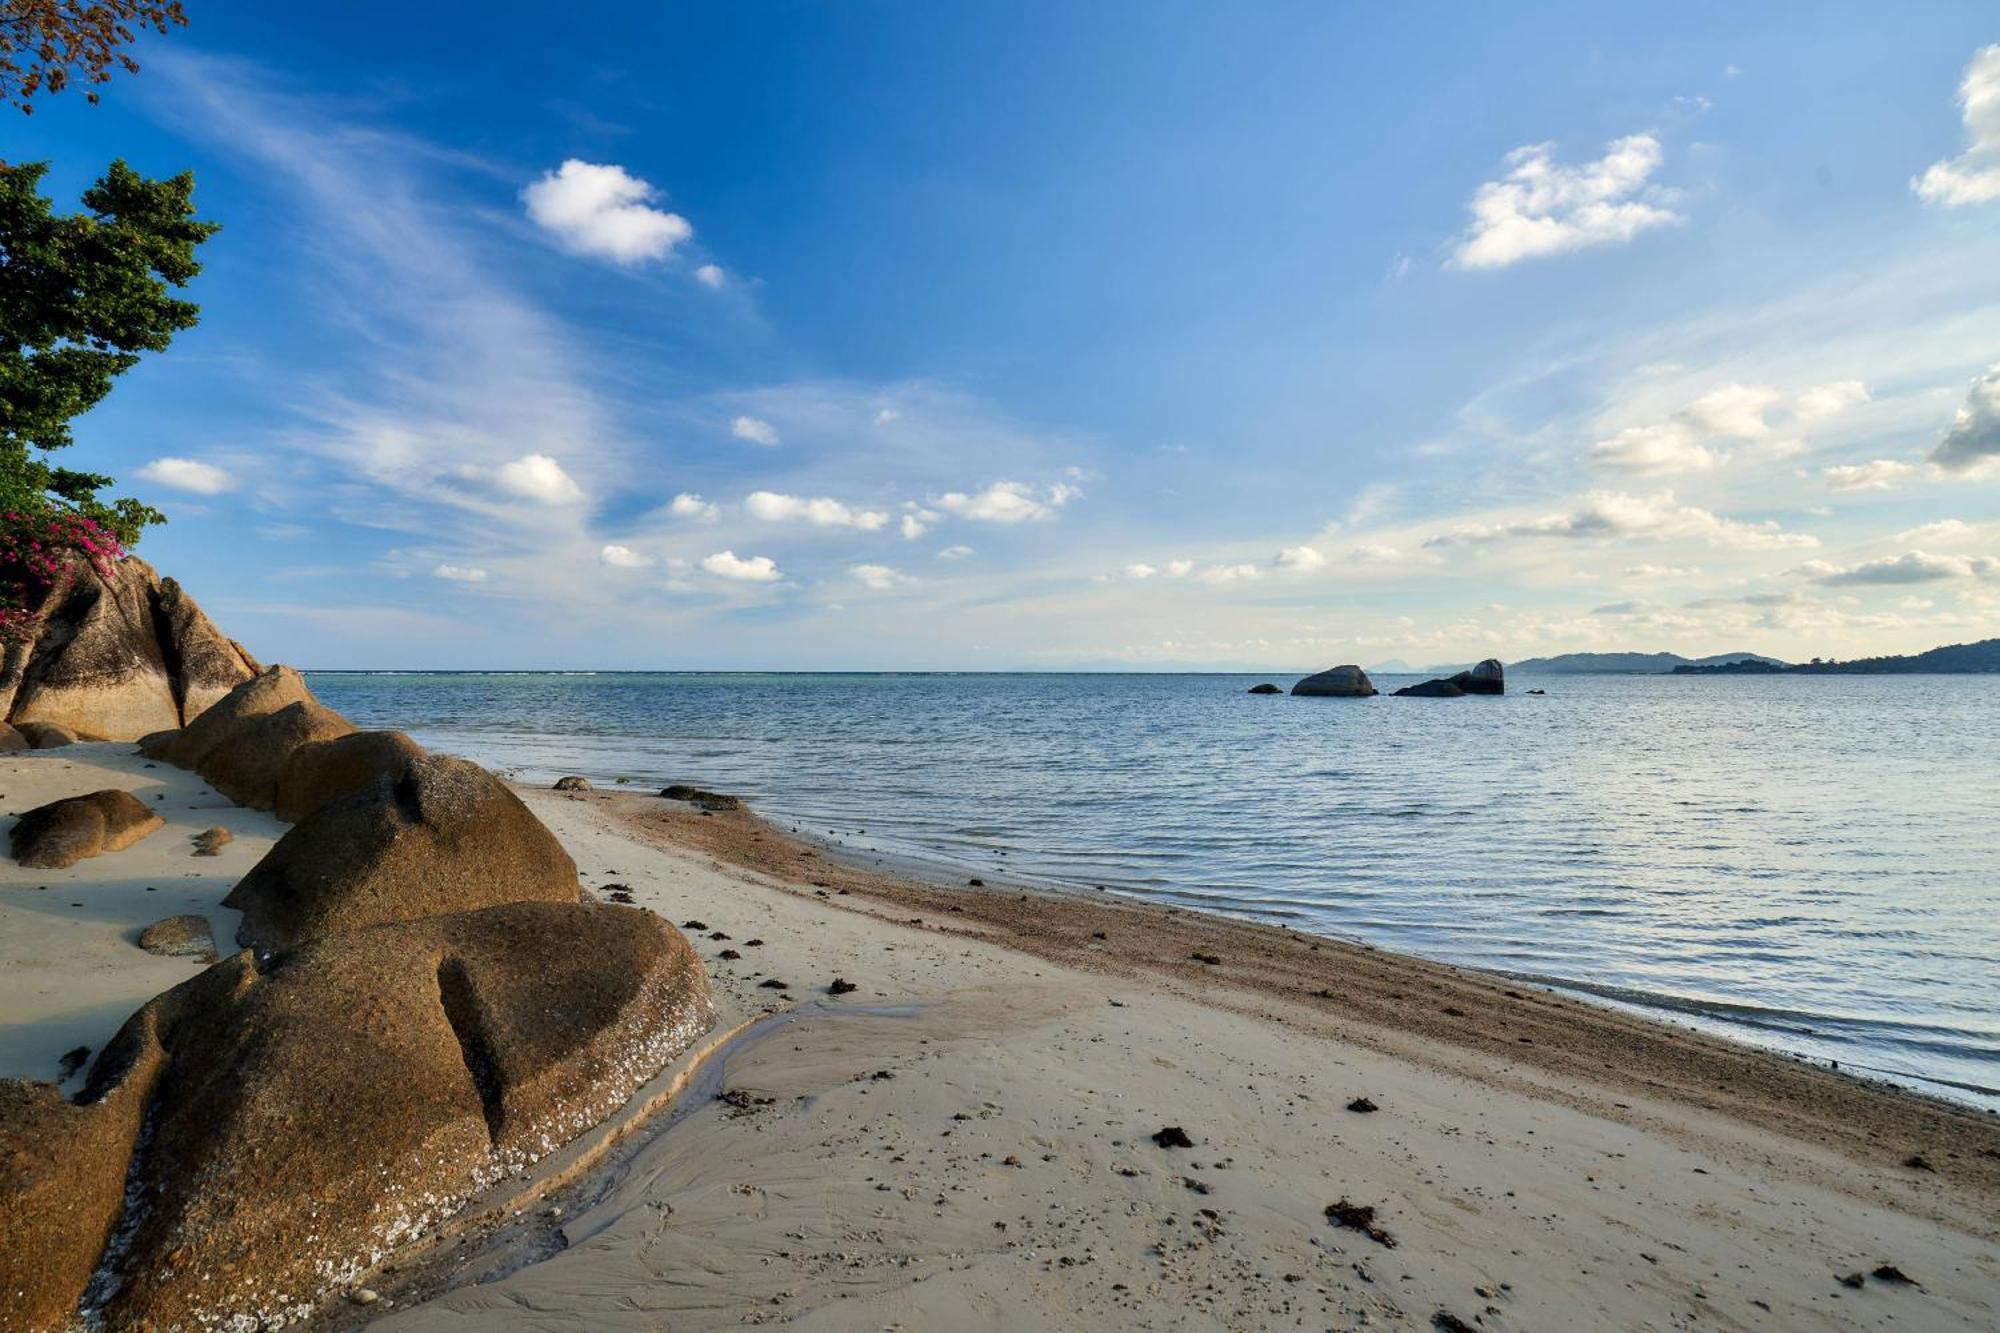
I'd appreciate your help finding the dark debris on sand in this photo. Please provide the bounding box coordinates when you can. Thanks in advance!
[1326,1199,1397,1248]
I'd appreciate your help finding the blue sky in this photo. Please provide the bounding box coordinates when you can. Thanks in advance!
[11,3,2000,668]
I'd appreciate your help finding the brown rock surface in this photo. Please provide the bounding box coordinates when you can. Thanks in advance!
[138,663,316,768]
[274,728,427,823]
[137,913,219,961]
[9,789,164,868]
[2,556,257,740]
[0,723,27,753]
[74,902,708,1330]
[14,720,77,749]
[194,698,356,810]
[225,754,581,949]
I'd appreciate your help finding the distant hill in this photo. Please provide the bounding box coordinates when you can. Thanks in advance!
[1678,637,2000,675]
[1510,651,1785,675]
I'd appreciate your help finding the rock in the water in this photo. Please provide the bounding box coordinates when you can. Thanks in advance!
[1452,658,1505,695]
[1246,683,1283,694]
[1290,665,1378,698]
[0,723,28,753]
[138,914,218,962]
[4,900,712,1332]
[1393,678,1465,698]
[273,729,426,823]
[0,556,257,740]
[15,720,79,748]
[10,789,164,868]
[554,775,592,792]
[196,698,356,811]
[139,664,317,769]
[225,754,582,949]
[660,784,742,811]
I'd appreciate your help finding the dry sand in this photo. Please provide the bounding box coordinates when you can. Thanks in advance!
[5,750,1997,1330]
[0,743,280,1088]
[361,787,1999,1332]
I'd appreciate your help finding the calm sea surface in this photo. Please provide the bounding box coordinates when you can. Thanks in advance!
[308,670,2000,1108]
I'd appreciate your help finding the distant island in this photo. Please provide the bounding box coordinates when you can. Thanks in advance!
[1370,651,1787,676]
[1673,637,2000,675]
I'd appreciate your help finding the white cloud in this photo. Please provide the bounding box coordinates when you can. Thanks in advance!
[1912,45,2000,207]
[745,491,889,531]
[938,545,974,560]
[1451,133,1682,270]
[900,508,939,540]
[1800,551,1998,586]
[1823,459,1919,491]
[1164,559,1194,578]
[1123,563,1158,580]
[700,550,781,582]
[136,456,237,495]
[434,564,488,582]
[522,160,693,264]
[731,415,780,446]
[1428,491,1818,550]
[1623,563,1699,578]
[875,408,900,424]
[1794,380,1871,421]
[693,263,725,288]
[1896,518,1971,544]
[1929,362,2000,472]
[1349,544,1407,564]
[1198,562,1263,585]
[849,563,912,590]
[1679,383,1783,439]
[1590,423,1720,474]
[599,544,652,568]
[935,480,1063,523]
[669,492,719,521]
[493,453,586,505]
[1275,544,1327,571]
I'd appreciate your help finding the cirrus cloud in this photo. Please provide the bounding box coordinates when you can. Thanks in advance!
[434,564,488,582]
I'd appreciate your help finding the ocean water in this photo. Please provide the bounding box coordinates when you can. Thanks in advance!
[308,670,2000,1109]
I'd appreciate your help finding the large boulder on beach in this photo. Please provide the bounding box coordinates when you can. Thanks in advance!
[139,663,317,769]
[14,719,77,749]
[1291,665,1378,698]
[10,789,164,868]
[138,913,219,961]
[0,556,258,740]
[0,723,28,754]
[225,753,581,949]
[273,728,427,823]
[62,901,711,1331]
[195,698,357,810]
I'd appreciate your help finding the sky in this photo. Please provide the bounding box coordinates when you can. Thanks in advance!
[9,2,2000,670]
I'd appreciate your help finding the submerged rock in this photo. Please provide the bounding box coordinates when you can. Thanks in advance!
[225,753,581,949]
[1393,678,1464,698]
[1454,658,1505,695]
[1246,683,1283,695]
[10,789,163,868]
[1291,665,1378,698]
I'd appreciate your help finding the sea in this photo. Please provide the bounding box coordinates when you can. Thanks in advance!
[308,669,2000,1110]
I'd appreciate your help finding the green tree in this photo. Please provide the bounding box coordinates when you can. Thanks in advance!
[1,157,217,540]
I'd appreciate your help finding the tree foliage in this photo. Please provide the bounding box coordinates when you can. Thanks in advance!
[1,0,187,113]
[1,158,217,540]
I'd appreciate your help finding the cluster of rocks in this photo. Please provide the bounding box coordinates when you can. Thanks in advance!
[0,556,260,741]
[1269,659,1507,700]
[0,664,714,1330]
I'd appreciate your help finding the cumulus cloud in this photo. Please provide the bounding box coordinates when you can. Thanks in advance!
[599,544,652,568]
[668,492,719,521]
[745,491,889,531]
[1451,133,1682,270]
[434,564,488,582]
[1799,551,1998,586]
[693,263,725,288]
[1198,563,1263,585]
[900,508,939,540]
[136,456,236,495]
[521,160,692,264]
[731,415,779,446]
[1275,544,1327,571]
[936,480,1064,524]
[700,550,781,582]
[1164,559,1194,578]
[1427,491,1818,550]
[938,545,974,560]
[493,453,585,505]
[1348,543,1407,564]
[1896,518,1971,544]
[1823,459,1919,491]
[1929,362,2000,472]
[849,563,912,590]
[1591,381,1861,475]
[1912,45,2000,207]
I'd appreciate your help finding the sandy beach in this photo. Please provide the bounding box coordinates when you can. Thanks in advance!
[5,744,1999,1330]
